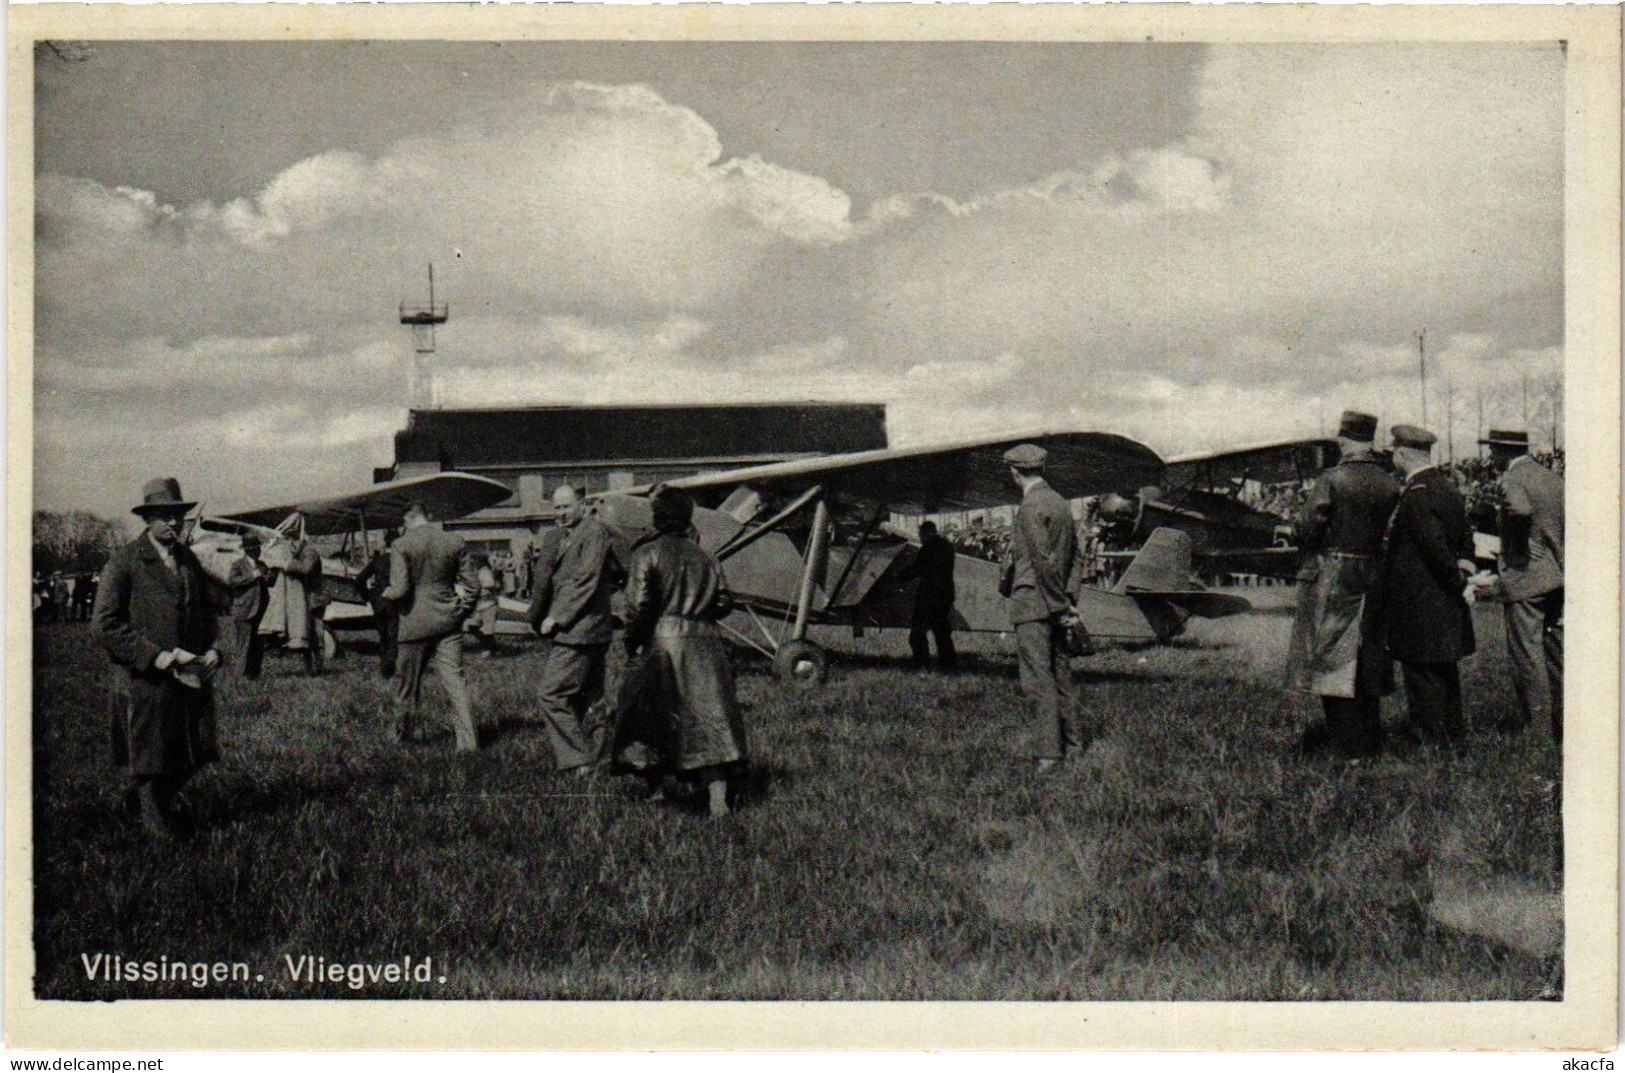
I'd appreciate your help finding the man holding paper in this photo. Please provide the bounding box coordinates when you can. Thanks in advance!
[93,477,223,840]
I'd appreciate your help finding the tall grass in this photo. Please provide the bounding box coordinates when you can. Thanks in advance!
[32,605,1559,1000]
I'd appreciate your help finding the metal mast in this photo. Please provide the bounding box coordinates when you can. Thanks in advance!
[400,264,450,409]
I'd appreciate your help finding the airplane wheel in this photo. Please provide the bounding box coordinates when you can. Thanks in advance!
[772,639,828,688]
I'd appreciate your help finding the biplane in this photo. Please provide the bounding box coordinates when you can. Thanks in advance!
[188,471,513,656]
[1095,437,1341,579]
[585,429,1251,685]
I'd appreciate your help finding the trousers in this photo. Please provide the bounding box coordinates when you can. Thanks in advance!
[1401,661,1465,747]
[229,618,264,679]
[394,632,476,751]
[1319,694,1385,757]
[1016,616,1079,759]
[909,597,958,669]
[1503,590,1563,741]
[538,641,608,771]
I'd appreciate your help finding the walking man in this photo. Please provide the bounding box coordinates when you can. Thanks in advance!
[384,501,479,751]
[999,444,1085,773]
[902,520,959,670]
[93,477,222,839]
[1477,430,1564,741]
[225,536,269,679]
[1382,425,1477,749]
[528,484,622,777]
[1284,411,1400,760]
[355,530,400,678]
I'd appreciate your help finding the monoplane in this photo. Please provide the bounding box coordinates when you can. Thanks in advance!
[585,429,1251,685]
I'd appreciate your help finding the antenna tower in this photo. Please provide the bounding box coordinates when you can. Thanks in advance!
[400,264,450,409]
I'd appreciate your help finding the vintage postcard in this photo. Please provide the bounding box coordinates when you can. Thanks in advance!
[6,2,1620,1052]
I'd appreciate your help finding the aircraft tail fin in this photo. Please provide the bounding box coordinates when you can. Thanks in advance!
[1111,527,1251,619]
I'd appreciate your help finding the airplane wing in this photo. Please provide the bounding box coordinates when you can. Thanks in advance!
[218,471,513,536]
[625,429,1164,512]
[1161,438,1339,490]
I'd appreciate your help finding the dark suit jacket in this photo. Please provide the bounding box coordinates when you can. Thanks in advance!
[385,524,476,643]
[901,533,957,608]
[1383,467,1476,664]
[1001,479,1081,624]
[527,516,621,645]
[1498,456,1564,601]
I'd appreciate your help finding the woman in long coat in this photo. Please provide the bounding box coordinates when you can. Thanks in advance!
[609,486,748,817]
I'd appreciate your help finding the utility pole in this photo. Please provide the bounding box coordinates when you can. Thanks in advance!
[1475,384,1484,445]
[1444,379,1454,464]
[1416,329,1428,425]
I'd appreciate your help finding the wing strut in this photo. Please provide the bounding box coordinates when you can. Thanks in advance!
[716,485,823,563]
[790,496,831,644]
[825,503,886,608]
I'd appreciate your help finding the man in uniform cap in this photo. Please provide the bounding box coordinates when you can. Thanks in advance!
[1382,425,1476,749]
[1283,411,1400,759]
[92,477,222,838]
[1476,429,1564,740]
[999,443,1088,772]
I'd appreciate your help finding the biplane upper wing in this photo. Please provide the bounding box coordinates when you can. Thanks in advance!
[1161,438,1339,491]
[218,472,513,536]
[629,429,1164,512]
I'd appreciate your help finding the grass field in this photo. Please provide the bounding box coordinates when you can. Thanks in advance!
[31,600,1562,1000]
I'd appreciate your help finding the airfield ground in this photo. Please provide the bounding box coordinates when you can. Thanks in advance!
[32,598,1561,1000]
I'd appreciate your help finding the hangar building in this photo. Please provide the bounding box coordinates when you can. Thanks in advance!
[377,402,889,557]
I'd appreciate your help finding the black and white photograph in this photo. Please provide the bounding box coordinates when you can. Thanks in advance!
[8,3,1620,1052]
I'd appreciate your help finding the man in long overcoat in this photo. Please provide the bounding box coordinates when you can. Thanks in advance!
[528,485,624,776]
[1000,444,1087,773]
[92,477,222,839]
[1283,411,1400,759]
[1382,425,1476,748]
[1477,429,1564,740]
[384,501,479,751]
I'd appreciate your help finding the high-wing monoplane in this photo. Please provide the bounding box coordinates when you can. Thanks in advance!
[1096,437,1340,578]
[584,429,1250,685]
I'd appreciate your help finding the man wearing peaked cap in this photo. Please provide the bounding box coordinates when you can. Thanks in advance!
[1283,411,1400,760]
[1000,443,1089,773]
[92,478,222,839]
[1477,429,1564,740]
[1382,425,1476,750]
[1003,443,1048,471]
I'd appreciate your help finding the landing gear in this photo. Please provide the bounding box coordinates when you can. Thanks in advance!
[772,639,828,688]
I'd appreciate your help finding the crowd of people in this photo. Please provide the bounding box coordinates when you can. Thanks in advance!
[1284,414,1564,759]
[87,476,749,839]
[32,571,97,623]
[81,420,1564,840]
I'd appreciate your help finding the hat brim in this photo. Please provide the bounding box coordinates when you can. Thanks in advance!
[132,501,197,516]
[1477,439,1528,448]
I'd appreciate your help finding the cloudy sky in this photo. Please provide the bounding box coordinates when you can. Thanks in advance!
[35,42,1564,520]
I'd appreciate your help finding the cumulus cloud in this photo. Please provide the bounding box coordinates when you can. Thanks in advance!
[34,46,1565,521]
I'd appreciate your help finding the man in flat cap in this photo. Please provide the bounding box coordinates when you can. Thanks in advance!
[1477,430,1564,740]
[1284,411,1400,759]
[1382,425,1477,749]
[999,444,1087,772]
[92,477,222,839]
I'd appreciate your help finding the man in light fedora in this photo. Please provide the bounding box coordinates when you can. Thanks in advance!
[1476,430,1564,741]
[92,477,223,839]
